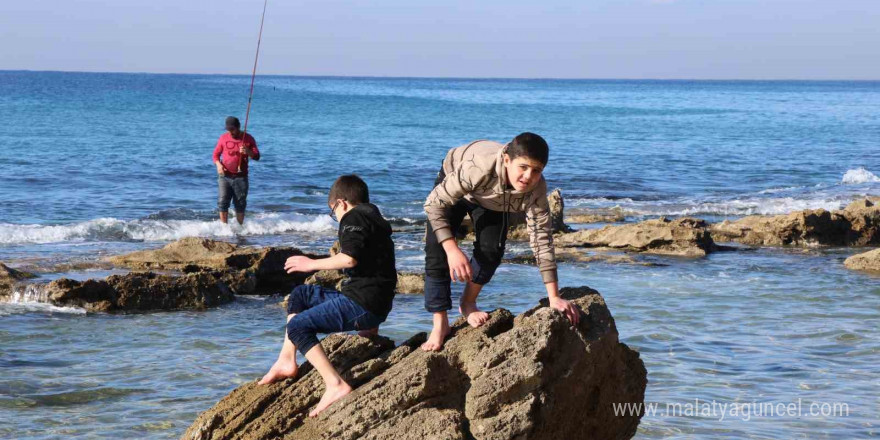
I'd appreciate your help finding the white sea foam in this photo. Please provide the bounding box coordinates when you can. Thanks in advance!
[842,168,880,184]
[0,213,335,245]
[570,196,849,217]
[0,285,87,316]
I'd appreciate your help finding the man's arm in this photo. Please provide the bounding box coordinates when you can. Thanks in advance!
[212,143,225,175]
[246,136,260,161]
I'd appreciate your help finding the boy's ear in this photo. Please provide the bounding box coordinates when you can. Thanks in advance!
[502,153,511,165]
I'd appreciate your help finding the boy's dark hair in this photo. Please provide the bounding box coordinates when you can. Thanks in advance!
[507,132,549,165]
[329,174,370,205]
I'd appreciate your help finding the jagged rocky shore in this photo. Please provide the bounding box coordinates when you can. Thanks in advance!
[182,286,648,440]
[1,194,877,313]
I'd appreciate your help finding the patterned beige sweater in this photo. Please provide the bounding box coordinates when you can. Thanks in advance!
[424,140,557,284]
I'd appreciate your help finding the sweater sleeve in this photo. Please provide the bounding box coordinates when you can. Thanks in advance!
[525,180,558,284]
[212,138,223,163]
[424,164,478,243]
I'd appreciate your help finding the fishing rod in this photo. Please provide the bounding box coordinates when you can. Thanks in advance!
[238,0,269,173]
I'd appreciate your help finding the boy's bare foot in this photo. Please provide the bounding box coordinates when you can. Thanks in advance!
[459,302,490,328]
[357,327,378,337]
[309,382,352,417]
[258,357,298,385]
[420,323,450,352]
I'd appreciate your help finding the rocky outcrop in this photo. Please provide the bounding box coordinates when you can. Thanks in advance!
[182,286,647,440]
[565,209,626,224]
[0,262,36,298]
[556,217,715,257]
[45,271,234,313]
[844,248,880,273]
[108,237,314,294]
[304,270,425,294]
[711,199,879,247]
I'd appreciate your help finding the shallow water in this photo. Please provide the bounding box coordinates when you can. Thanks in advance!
[1,73,879,438]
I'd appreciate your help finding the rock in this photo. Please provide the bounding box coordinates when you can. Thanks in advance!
[0,262,36,298]
[395,272,424,294]
[565,210,626,224]
[108,237,239,271]
[556,217,715,257]
[108,238,315,295]
[844,248,880,273]
[182,286,647,440]
[304,269,346,291]
[710,199,879,247]
[506,250,665,267]
[45,271,234,313]
[304,271,425,295]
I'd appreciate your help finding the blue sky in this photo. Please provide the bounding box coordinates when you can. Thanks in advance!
[1,0,878,79]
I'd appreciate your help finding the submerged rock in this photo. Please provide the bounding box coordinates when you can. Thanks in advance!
[45,271,234,313]
[556,217,715,257]
[710,199,879,247]
[844,248,880,273]
[182,286,647,440]
[0,262,37,298]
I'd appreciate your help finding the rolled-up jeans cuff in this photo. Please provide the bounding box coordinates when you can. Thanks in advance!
[469,256,497,285]
[423,275,452,312]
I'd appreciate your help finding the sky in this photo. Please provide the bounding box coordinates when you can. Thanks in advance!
[1,0,879,79]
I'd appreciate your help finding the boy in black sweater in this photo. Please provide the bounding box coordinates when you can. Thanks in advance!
[259,175,397,417]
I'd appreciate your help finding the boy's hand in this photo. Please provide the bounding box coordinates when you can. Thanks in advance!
[284,256,316,273]
[442,239,472,282]
[549,296,580,325]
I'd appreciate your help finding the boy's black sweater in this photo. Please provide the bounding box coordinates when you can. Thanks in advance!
[337,203,397,320]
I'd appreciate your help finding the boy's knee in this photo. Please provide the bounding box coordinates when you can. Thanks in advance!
[286,317,319,355]
[470,253,501,285]
[286,285,311,315]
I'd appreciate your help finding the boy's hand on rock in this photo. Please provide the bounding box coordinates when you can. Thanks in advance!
[284,256,315,273]
[444,245,472,283]
[549,297,580,325]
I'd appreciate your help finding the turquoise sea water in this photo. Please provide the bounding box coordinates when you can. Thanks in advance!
[0,71,878,438]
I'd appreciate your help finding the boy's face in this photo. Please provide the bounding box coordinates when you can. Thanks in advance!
[503,154,544,192]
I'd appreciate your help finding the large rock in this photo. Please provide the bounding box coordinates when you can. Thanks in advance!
[556,217,715,257]
[711,199,879,247]
[108,237,239,270]
[0,262,36,298]
[182,286,647,440]
[45,271,234,313]
[304,270,425,294]
[108,238,314,294]
[844,248,880,273]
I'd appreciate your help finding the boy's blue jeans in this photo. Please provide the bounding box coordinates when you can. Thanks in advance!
[286,284,383,356]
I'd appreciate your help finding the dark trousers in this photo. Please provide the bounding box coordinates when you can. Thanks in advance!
[424,170,508,313]
[286,285,383,356]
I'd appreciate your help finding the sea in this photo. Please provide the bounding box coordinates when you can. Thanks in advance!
[0,71,878,439]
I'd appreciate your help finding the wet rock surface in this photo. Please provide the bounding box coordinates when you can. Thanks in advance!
[45,271,235,313]
[182,286,647,440]
[710,199,879,247]
[844,248,880,273]
[556,217,716,257]
[0,263,37,298]
[108,237,315,294]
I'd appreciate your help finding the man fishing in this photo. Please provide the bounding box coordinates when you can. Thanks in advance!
[213,116,260,225]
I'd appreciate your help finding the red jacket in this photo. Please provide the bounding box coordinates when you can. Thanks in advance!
[213,132,260,177]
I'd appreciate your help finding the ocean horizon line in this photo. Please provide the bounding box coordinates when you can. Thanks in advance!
[2,68,879,83]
